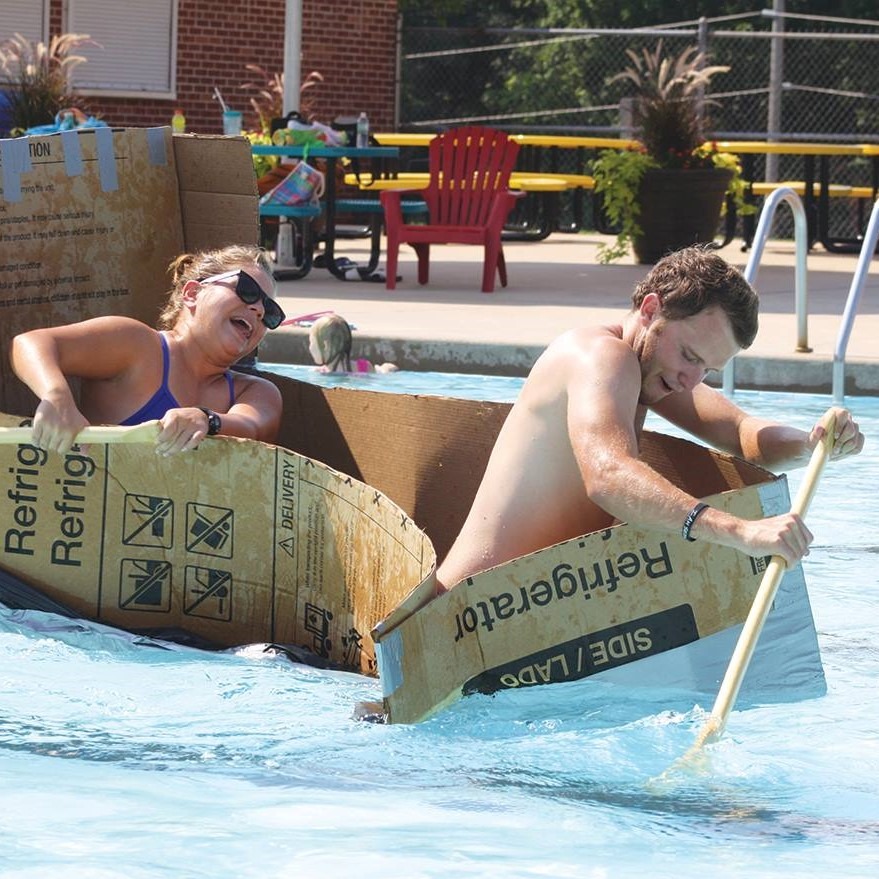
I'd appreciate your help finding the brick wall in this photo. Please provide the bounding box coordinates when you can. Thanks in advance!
[301,0,398,131]
[41,0,398,134]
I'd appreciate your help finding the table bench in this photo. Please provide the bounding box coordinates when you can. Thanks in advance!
[736,181,877,250]
[343,171,595,241]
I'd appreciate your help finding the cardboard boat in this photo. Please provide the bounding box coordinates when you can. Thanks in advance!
[0,127,825,721]
[0,410,434,675]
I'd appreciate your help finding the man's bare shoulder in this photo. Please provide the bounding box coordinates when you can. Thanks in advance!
[547,322,623,350]
[520,324,638,412]
[535,323,633,373]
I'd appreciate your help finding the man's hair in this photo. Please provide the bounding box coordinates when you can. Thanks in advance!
[631,246,759,348]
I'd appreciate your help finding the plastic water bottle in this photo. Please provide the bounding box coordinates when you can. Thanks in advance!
[171,109,186,134]
[356,112,369,148]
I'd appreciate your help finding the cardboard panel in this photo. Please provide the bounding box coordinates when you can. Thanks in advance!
[176,188,258,252]
[0,127,184,412]
[167,133,258,253]
[270,373,513,559]
[172,134,258,195]
[0,412,435,675]
[0,128,260,415]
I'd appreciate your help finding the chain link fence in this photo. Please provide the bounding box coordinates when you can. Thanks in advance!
[399,11,879,239]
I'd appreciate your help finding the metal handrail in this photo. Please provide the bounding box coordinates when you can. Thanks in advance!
[722,187,810,395]
[832,198,879,404]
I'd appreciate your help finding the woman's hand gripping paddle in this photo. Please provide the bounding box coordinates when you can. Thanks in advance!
[662,412,835,779]
[0,421,161,446]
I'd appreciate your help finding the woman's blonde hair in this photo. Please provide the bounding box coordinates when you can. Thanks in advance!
[309,314,353,371]
[157,244,274,329]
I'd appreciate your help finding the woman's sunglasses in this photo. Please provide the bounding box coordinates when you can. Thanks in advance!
[199,269,286,330]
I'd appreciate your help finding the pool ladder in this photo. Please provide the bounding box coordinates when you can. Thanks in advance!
[722,188,879,404]
[722,187,810,396]
[832,198,879,403]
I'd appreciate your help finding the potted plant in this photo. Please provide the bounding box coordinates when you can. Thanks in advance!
[592,42,748,264]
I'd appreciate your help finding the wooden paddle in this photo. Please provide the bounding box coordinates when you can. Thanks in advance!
[0,420,161,445]
[673,412,836,769]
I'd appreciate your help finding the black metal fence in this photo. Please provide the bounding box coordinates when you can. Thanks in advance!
[399,11,879,238]
[400,12,879,140]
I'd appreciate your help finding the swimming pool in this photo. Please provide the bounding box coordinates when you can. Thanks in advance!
[1,378,877,877]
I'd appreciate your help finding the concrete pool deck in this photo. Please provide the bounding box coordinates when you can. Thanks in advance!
[261,231,879,396]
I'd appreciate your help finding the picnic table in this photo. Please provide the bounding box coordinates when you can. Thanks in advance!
[252,143,400,280]
[715,140,879,252]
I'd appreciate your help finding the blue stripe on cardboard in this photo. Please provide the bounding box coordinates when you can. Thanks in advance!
[60,129,84,177]
[94,127,118,192]
[0,137,33,203]
[146,127,168,166]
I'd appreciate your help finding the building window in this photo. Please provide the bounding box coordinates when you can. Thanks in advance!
[0,0,49,50]
[67,0,178,98]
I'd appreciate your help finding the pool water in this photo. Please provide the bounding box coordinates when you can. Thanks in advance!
[2,374,878,877]
[264,360,529,402]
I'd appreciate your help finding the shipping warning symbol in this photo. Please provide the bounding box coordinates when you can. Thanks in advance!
[184,565,233,621]
[122,494,174,548]
[119,559,172,612]
[279,535,295,558]
[185,503,233,558]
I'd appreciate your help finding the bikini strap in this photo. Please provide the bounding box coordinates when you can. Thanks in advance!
[224,371,236,407]
[158,332,171,383]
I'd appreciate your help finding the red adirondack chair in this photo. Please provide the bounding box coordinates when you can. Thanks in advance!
[380,126,523,293]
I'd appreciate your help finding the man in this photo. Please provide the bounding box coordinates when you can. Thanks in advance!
[436,246,864,591]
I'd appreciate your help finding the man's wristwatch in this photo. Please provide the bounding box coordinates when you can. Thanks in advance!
[199,407,222,436]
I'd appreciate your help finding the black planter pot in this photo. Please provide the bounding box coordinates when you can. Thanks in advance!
[632,167,733,264]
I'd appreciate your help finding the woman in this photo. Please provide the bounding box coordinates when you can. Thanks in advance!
[11,244,284,456]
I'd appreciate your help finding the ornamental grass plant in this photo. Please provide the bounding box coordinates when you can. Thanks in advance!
[0,32,94,135]
[240,66,325,177]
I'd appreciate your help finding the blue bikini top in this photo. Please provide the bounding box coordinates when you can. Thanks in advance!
[120,333,235,425]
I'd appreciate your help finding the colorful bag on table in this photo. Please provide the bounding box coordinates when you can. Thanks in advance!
[259,161,325,206]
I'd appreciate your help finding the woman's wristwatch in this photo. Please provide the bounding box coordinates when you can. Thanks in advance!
[198,407,222,436]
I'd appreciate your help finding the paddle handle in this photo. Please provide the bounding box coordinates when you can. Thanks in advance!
[0,420,161,445]
[694,413,836,749]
